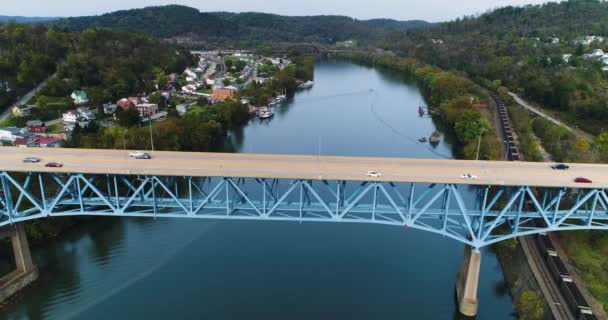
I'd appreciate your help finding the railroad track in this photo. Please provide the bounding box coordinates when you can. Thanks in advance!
[519,235,573,320]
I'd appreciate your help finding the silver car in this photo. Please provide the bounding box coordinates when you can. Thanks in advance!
[22,157,41,163]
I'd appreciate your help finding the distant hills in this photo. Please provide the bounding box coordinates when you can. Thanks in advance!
[49,5,431,44]
[0,15,59,23]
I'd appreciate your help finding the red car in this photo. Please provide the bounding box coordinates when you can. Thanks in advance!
[574,177,592,184]
[45,162,63,168]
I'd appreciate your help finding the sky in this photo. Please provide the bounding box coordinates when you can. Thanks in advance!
[3,0,558,22]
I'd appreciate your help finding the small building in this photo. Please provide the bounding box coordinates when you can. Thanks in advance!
[71,90,89,105]
[0,127,29,142]
[212,87,237,102]
[176,104,191,116]
[103,103,118,115]
[136,103,159,117]
[13,137,36,148]
[62,110,79,123]
[12,105,31,117]
[33,137,63,148]
[26,120,47,133]
[77,107,96,121]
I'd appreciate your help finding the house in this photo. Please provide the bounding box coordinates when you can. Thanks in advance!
[562,54,573,63]
[585,49,605,59]
[176,104,190,116]
[12,105,31,117]
[26,120,47,133]
[0,127,29,142]
[573,36,605,46]
[103,103,118,115]
[550,37,560,44]
[135,103,159,117]
[182,85,197,94]
[71,90,89,105]
[62,110,79,123]
[77,107,96,121]
[212,87,237,102]
[13,137,36,148]
[33,137,63,148]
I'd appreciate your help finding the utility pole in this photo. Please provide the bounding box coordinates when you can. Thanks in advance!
[122,129,127,150]
[149,116,154,152]
[475,129,486,161]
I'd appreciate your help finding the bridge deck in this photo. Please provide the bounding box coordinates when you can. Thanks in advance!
[0,147,606,189]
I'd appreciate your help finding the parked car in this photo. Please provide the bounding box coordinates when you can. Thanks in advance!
[551,163,570,170]
[22,157,41,163]
[574,177,592,184]
[45,162,63,168]
[367,171,382,178]
[460,173,478,180]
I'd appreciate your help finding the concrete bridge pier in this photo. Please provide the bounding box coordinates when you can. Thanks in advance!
[0,224,38,304]
[456,245,481,317]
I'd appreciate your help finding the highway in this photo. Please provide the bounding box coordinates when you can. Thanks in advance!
[0,147,607,189]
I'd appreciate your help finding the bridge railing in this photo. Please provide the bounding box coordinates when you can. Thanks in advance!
[1,171,607,248]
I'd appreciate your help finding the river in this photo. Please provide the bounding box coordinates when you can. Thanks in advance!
[0,61,515,319]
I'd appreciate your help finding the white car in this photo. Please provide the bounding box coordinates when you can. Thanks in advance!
[129,151,146,158]
[367,171,382,178]
[460,173,478,180]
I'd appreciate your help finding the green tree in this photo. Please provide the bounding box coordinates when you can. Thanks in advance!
[515,290,544,320]
[116,107,141,127]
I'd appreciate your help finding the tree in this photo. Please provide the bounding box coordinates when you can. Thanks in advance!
[116,107,141,127]
[37,95,49,110]
[515,290,544,320]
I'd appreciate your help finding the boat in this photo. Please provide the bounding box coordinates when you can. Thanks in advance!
[298,80,314,89]
[258,106,275,119]
[418,137,427,143]
[276,89,287,102]
[429,131,441,143]
[418,105,425,116]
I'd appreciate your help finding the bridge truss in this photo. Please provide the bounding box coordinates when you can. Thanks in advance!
[1,171,608,248]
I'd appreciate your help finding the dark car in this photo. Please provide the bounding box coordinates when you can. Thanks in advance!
[574,177,592,184]
[45,162,63,168]
[551,163,570,170]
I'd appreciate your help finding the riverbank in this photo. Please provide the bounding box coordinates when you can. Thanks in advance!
[339,51,501,160]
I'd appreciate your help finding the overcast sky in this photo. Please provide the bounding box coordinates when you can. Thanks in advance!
[3,0,557,22]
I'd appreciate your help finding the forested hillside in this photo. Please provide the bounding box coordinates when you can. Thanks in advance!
[50,5,430,45]
[386,0,608,134]
[0,23,194,113]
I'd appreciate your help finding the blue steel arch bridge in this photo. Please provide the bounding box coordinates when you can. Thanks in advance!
[2,148,608,316]
[1,163,608,249]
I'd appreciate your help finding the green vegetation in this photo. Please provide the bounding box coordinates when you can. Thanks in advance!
[385,0,608,135]
[344,52,500,160]
[0,22,67,111]
[560,231,608,310]
[69,99,249,151]
[515,290,544,320]
[50,5,430,46]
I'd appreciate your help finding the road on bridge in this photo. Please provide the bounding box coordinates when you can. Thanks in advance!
[0,147,607,189]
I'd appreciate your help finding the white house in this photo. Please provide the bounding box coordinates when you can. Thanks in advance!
[77,107,96,121]
[0,127,29,142]
[562,54,573,63]
[62,110,79,123]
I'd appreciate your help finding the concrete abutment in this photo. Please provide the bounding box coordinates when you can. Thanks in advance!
[0,224,38,304]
